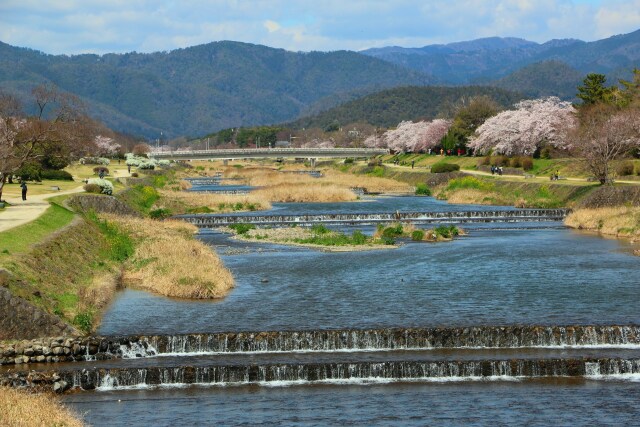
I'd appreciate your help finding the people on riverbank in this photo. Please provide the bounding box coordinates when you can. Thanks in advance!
[20,181,27,201]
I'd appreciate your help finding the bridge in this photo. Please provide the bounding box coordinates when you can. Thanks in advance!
[150,147,388,166]
[179,209,571,228]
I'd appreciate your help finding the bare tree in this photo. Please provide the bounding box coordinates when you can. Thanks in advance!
[0,84,94,201]
[571,105,640,184]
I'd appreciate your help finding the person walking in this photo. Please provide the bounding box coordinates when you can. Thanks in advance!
[20,181,27,201]
[411,160,415,169]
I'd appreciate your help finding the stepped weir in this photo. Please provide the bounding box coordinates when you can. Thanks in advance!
[2,326,639,392]
[179,209,570,227]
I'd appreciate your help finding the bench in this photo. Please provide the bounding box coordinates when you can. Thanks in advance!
[50,186,61,191]
[524,174,536,179]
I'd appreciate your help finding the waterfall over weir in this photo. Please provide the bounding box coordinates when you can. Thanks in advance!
[178,209,570,227]
[110,325,640,358]
[64,358,640,390]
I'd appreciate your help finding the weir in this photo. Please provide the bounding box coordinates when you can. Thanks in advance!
[178,209,571,227]
[43,357,640,391]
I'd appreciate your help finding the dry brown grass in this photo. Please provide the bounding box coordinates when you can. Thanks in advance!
[251,183,357,203]
[159,190,272,212]
[0,387,84,427]
[441,189,506,205]
[104,215,234,299]
[321,169,411,193]
[565,207,640,237]
[179,180,192,190]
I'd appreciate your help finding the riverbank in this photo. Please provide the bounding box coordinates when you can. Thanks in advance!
[0,386,83,426]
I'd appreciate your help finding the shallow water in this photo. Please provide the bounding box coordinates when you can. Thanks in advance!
[98,226,639,335]
[87,194,640,425]
[65,380,640,426]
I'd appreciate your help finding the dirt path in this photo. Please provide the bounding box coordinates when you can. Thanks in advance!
[0,186,85,233]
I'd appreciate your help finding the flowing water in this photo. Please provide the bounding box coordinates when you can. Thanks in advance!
[63,186,640,425]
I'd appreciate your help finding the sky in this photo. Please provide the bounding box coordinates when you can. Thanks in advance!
[1,0,640,55]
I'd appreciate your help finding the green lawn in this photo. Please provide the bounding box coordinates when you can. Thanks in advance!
[0,201,75,257]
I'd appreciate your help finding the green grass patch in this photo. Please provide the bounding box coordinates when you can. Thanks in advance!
[86,211,134,262]
[446,176,495,192]
[0,202,75,256]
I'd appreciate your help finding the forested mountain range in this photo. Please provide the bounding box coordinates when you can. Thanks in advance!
[1,29,638,139]
[362,29,640,85]
[0,41,431,138]
[287,86,523,130]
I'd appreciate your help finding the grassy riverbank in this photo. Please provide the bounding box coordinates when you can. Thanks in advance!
[0,387,83,426]
[0,165,237,336]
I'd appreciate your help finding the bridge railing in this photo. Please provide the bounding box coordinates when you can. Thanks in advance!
[151,147,389,158]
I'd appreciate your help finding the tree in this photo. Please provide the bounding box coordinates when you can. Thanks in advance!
[367,120,451,153]
[468,97,577,156]
[577,73,612,105]
[0,85,94,202]
[132,143,151,156]
[444,96,501,149]
[571,104,640,184]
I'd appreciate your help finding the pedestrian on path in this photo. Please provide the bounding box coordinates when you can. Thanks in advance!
[20,181,27,201]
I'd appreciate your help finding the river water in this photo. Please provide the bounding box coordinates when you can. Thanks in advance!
[66,189,640,425]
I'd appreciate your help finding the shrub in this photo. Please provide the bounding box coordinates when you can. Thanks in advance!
[490,156,509,167]
[415,183,431,196]
[431,162,460,173]
[131,172,139,177]
[344,158,355,164]
[616,161,634,176]
[351,230,367,245]
[73,312,93,333]
[521,157,534,171]
[509,157,522,168]
[434,225,459,238]
[149,208,172,220]
[139,162,156,170]
[86,178,114,195]
[411,230,425,241]
[93,166,110,175]
[382,223,404,238]
[311,224,331,234]
[40,169,74,180]
[229,223,255,235]
[83,183,102,194]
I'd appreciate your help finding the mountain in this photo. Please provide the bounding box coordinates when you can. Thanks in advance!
[287,86,523,130]
[362,30,640,85]
[490,60,584,99]
[0,41,433,138]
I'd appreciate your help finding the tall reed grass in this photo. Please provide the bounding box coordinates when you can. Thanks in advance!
[0,387,84,427]
[565,207,640,237]
[251,183,357,203]
[104,215,234,299]
[159,190,272,212]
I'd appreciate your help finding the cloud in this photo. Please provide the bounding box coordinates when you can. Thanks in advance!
[1,0,639,54]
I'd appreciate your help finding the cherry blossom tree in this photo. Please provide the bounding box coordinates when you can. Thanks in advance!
[365,120,451,153]
[94,135,121,157]
[468,97,577,156]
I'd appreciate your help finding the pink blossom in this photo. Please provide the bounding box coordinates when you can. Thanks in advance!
[468,97,577,156]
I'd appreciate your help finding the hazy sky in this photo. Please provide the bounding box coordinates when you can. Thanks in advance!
[2,0,639,55]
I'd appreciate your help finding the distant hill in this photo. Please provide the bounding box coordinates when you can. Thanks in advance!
[287,86,523,130]
[0,41,432,138]
[362,30,640,85]
[490,60,584,100]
